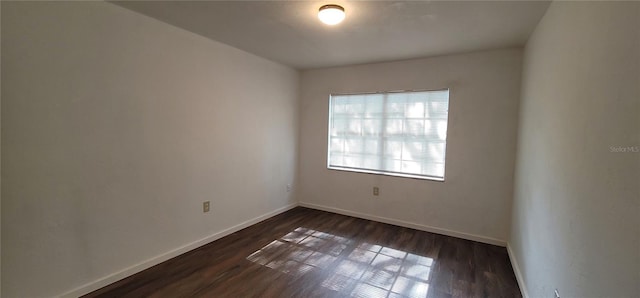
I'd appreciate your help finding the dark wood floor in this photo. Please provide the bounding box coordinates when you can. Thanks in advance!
[84,207,521,298]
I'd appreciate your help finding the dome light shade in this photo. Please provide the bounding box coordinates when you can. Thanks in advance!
[318,4,345,25]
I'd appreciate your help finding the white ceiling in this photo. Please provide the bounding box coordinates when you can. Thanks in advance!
[113,1,550,70]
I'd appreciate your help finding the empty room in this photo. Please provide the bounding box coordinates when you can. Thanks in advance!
[1,1,638,297]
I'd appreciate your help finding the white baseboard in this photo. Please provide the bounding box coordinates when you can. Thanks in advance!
[298,202,507,247]
[58,203,298,298]
[507,243,529,298]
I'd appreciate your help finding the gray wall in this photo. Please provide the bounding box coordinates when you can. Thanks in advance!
[510,2,640,297]
[1,2,299,297]
[298,49,523,244]
[0,2,2,294]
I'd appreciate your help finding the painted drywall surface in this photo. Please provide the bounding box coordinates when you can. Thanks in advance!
[1,2,298,297]
[298,49,523,243]
[510,2,640,297]
[0,2,3,295]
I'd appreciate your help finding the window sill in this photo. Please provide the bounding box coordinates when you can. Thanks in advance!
[327,166,445,182]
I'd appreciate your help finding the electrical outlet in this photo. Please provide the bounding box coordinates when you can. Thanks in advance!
[286,184,292,192]
[203,201,210,213]
[554,289,560,298]
[373,187,379,196]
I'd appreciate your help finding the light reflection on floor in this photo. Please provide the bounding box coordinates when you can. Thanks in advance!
[246,227,434,298]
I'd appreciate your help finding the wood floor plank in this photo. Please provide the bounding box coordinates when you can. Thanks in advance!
[84,207,521,298]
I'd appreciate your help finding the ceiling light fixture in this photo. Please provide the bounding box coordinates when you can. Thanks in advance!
[318,4,345,25]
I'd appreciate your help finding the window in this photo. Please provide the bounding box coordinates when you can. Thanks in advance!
[327,89,450,181]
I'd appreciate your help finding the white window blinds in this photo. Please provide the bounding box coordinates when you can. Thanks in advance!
[327,89,449,180]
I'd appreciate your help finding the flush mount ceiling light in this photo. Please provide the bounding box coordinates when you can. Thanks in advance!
[318,4,345,25]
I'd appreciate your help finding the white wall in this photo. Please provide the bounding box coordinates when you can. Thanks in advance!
[510,2,639,297]
[0,2,3,295]
[298,49,523,244]
[1,2,299,297]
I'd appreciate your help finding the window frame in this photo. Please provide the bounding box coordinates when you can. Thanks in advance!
[326,88,450,182]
